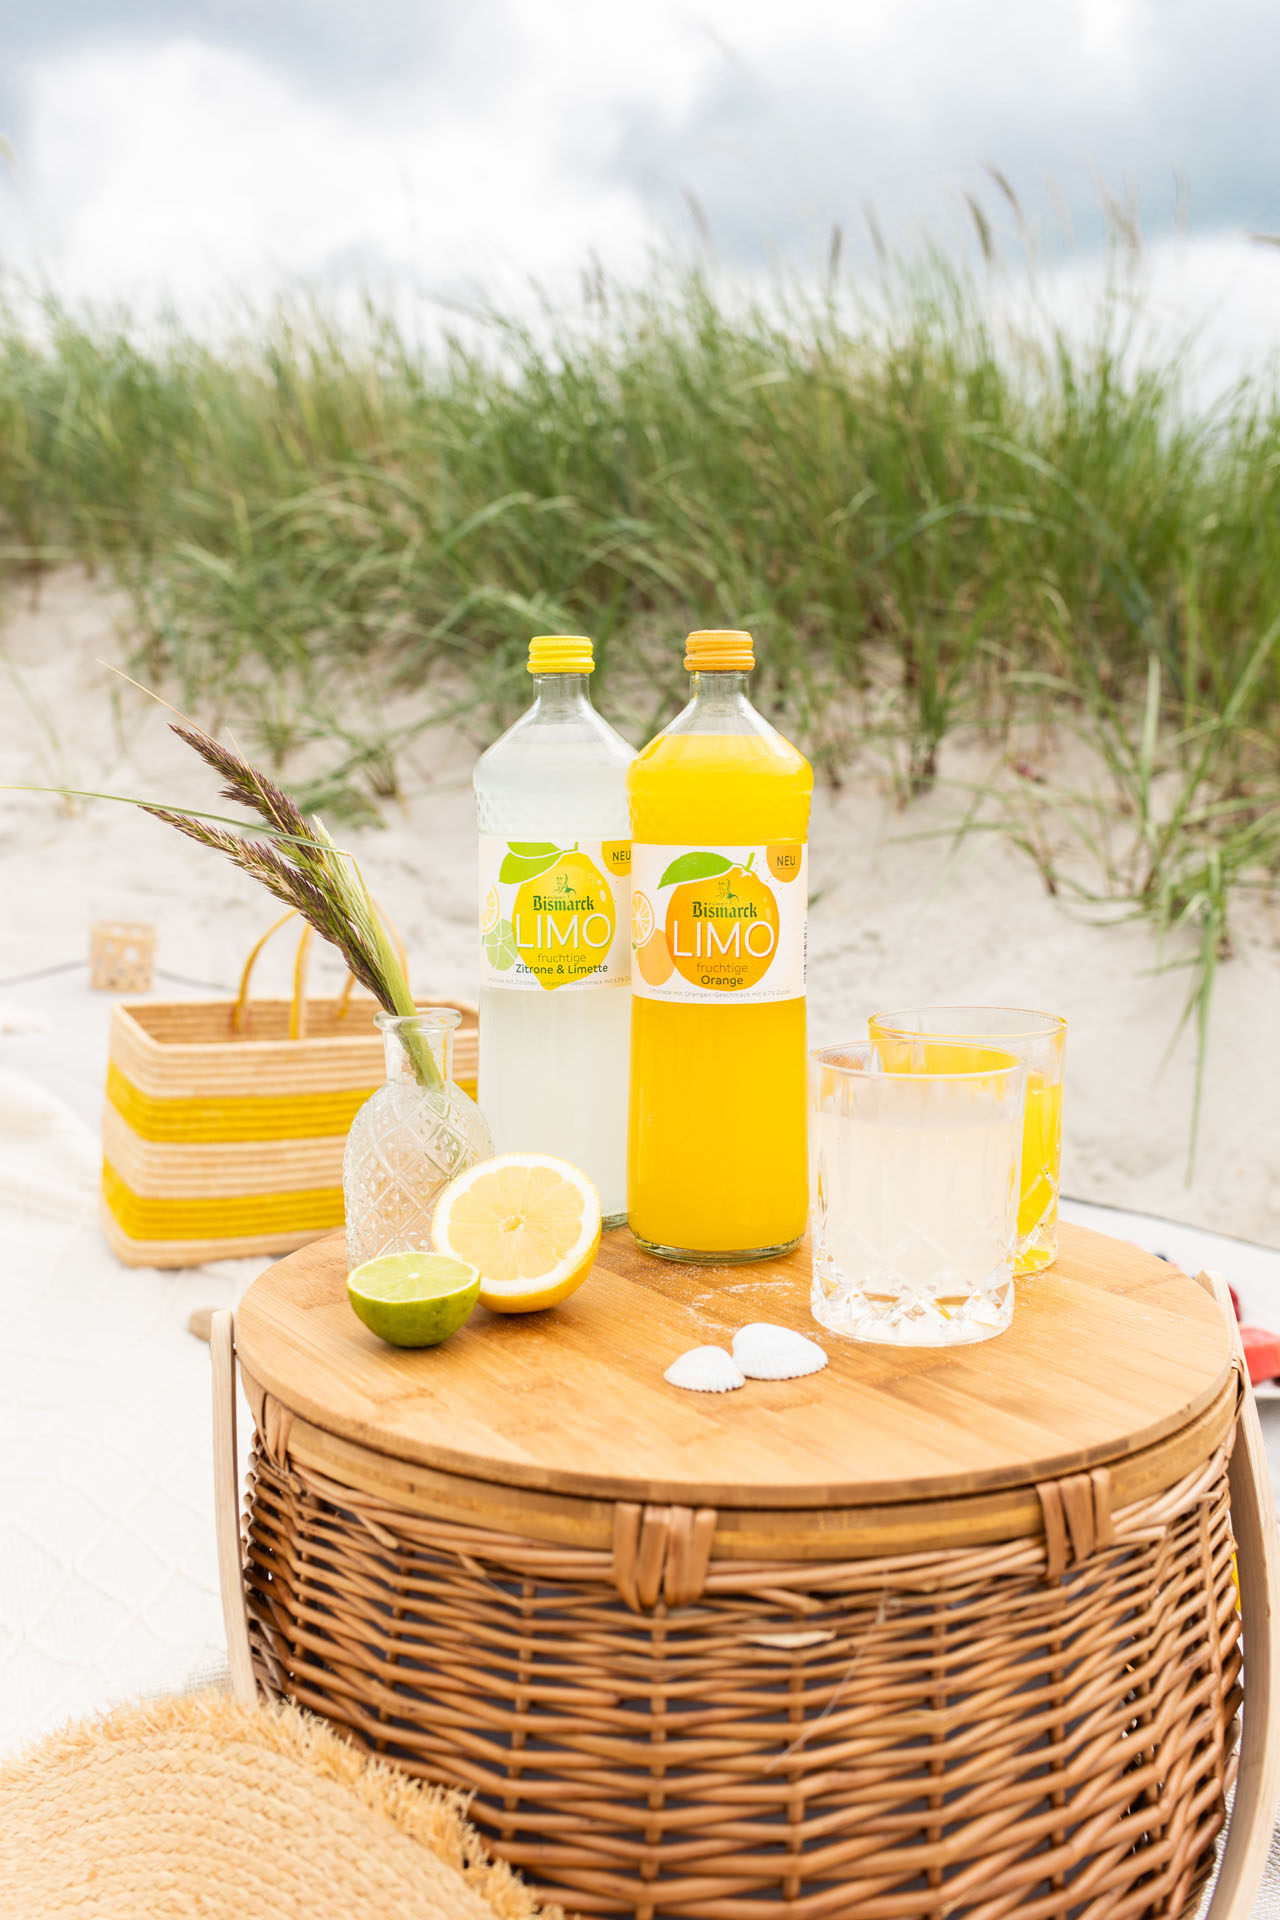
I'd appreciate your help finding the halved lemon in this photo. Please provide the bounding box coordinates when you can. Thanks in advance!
[631,888,654,948]
[432,1153,602,1313]
[480,884,500,936]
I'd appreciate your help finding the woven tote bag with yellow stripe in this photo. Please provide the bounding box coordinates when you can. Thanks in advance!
[101,917,477,1269]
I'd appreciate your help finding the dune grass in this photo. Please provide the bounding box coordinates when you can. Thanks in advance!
[0,255,1278,1153]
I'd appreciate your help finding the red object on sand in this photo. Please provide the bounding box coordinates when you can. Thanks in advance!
[1240,1323,1280,1387]
[1224,1281,1280,1385]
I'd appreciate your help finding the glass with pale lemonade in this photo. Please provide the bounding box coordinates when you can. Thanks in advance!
[810,1039,1026,1345]
[868,1007,1067,1275]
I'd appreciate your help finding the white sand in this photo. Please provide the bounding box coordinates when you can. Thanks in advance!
[3,568,1278,1247]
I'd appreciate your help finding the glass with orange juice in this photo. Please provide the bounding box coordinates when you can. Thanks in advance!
[868,1007,1067,1273]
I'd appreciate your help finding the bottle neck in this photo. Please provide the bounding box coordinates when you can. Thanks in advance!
[378,1012,457,1088]
[687,670,750,712]
[679,669,757,734]
[529,673,594,718]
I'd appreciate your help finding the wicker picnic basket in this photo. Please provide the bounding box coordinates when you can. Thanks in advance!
[102,918,477,1268]
[217,1223,1280,1920]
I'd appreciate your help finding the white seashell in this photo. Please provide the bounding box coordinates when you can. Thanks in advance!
[732,1323,828,1380]
[663,1346,745,1392]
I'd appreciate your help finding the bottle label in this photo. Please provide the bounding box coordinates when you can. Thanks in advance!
[631,843,806,1004]
[478,836,631,992]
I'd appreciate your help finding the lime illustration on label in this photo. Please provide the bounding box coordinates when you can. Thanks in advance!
[478,838,628,992]
[631,843,806,1004]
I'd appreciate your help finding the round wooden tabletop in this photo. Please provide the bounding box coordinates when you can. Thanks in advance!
[234,1220,1235,1512]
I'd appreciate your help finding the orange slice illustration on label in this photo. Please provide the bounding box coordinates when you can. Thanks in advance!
[661,853,779,993]
[631,889,655,948]
[767,843,802,883]
[480,884,500,935]
[636,928,674,986]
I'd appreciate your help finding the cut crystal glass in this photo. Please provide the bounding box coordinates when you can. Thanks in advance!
[343,1010,493,1271]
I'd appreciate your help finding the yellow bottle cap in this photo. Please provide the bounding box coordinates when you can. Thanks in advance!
[527,635,594,674]
[684,629,755,672]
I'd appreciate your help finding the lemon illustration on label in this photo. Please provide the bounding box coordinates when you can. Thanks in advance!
[660,851,779,993]
[508,845,615,991]
[480,884,500,934]
[767,843,802,883]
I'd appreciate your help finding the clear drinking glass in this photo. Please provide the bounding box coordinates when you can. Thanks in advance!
[868,1007,1067,1274]
[343,1010,494,1270]
[810,1040,1025,1346]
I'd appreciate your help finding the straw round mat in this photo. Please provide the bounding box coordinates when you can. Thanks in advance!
[0,1689,561,1920]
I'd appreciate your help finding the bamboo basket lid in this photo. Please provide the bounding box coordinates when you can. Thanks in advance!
[235,1221,1235,1524]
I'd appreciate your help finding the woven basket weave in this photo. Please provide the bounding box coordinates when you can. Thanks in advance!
[101,992,477,1268]
[242,1423,1241,1920]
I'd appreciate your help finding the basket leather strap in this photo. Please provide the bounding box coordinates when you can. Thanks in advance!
[1194,1275,1280,1920]
[613,1502,717,1610]
[259,1393,295,1472]
[209,1311,257,1706]
[1037,1467,1115,1579]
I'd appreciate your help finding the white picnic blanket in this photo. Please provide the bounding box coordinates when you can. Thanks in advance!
[0,978,261,1751]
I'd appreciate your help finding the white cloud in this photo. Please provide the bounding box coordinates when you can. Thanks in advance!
[0,0,1275,390]
[1019,235,1280,405]
[0,24,681,313]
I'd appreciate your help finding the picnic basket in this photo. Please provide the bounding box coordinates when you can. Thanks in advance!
[215,1223,1280,1920]
[101,916,477,1268]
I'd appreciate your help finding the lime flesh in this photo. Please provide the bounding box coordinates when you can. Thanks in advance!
[347,1252,481,1348]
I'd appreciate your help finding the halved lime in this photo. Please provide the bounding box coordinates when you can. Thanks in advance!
[347,1252,481,1348]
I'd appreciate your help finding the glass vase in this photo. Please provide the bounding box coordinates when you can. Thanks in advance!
[343,1010,494,1271]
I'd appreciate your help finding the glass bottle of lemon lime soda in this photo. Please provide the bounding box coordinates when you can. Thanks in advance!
[628,630,813,1261]
[474,636,635,1224]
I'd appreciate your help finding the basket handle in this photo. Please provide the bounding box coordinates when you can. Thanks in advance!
[1196,1267,1280,1920]
[210,1309,257,1707]
[231,911,314,1040]
[232,902,413,1038]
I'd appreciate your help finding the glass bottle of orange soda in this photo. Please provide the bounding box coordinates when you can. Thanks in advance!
[627,630,813,1261]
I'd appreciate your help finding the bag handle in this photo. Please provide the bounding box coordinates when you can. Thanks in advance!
[210,1309,257,1706]
[232,904,413,1039]
[232,911,313,1039]
[1195,1267,1280,1920]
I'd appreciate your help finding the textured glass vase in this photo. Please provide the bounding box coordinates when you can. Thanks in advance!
[343,1010,494,1271]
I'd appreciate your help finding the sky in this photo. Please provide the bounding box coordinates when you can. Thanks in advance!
[0,0,1277,374]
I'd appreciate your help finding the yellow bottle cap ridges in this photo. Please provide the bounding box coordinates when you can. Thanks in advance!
[684,629,755,672]
[528,635,594,674]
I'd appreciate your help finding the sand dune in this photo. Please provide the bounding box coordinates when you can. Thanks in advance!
[3,569,1278,1247]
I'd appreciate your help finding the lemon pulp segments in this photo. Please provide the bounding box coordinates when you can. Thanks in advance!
[446,1161,586,1281]
[431,1153,603,1312]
